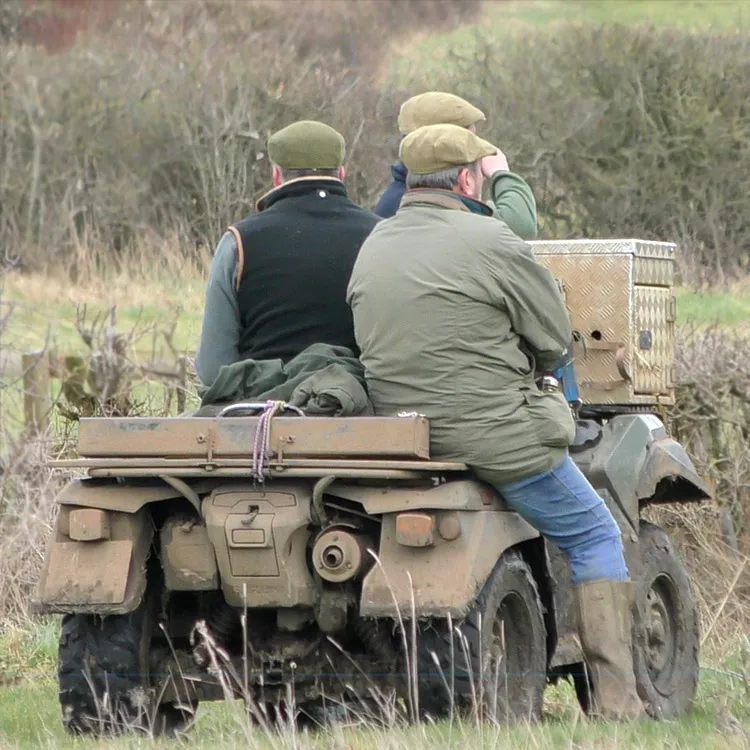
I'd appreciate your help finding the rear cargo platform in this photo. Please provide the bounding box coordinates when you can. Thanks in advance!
[50,415,469,479]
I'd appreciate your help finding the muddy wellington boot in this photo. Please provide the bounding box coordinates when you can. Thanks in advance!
[573,580,645,721]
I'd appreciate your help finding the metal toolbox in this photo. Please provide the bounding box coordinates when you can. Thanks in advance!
[529,239,677,407]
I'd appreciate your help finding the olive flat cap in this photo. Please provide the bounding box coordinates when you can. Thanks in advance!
[398,91,485,135]
[267,120,345,170]
[399,123,497,175]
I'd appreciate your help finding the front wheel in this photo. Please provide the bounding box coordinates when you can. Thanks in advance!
[58,583,197,736]
[631,520,700,719]
[415,549,547,722]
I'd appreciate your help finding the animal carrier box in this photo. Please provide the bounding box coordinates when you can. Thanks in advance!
[529,239,677,407]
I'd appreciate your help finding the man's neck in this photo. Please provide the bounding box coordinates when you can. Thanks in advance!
[256,176,346,212]
[403,188,492,216]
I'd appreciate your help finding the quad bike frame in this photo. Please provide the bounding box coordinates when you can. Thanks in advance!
[34,410,710,735]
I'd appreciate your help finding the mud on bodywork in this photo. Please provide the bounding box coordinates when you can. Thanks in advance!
[322,480,541,618]
[160,516,219,591]
[202,484,316,608]
[32,504,153,615]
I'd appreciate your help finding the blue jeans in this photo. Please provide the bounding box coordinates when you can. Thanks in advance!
[496,455,629,584]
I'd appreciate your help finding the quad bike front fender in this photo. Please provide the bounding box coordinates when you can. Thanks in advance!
[581,414,711,533]
[359,508,539,618]
[636,436,712,506]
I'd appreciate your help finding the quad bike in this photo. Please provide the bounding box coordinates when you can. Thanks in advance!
[33,402,710,736]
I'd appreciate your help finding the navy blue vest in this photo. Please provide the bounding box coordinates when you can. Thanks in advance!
[232,179,380,362]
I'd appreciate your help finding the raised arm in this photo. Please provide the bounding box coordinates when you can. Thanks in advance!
[487,170,538,240]
[481,151,538,241]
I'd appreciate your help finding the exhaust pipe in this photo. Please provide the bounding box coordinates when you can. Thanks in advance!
[312,527,374,583]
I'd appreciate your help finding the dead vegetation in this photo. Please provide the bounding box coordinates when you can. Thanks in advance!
[0,5,748,729]
[1,1,749,282]
[0,287,197,625]
[672,326,750,546]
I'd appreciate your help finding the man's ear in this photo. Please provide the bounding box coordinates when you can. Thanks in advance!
[272,165,283,188]
[338,166,346,182]
[456,167,472,196]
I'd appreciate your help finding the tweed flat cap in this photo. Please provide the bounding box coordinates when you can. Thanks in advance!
[398,91,485,135]
[268,120,346,170]
[399,123,497,175]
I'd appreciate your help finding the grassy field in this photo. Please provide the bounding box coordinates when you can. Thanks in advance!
[0,685,747,750]
[1,272,748,362]
[478,0,750,29]
[0,270,206,444]
[0,620,748,750]
[0,272,205,358]
[1,0,749,747]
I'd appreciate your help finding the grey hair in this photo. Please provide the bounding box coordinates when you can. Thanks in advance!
[405,161,480,190]
[276,166,341,181]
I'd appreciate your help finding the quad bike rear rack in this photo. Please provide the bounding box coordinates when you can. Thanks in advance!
[48,414,469,480]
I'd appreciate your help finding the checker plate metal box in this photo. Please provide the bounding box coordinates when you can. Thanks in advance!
[529,239,677,406]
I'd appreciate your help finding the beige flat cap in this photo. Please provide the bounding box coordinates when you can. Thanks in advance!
[398,91,485,135]
[399,123,497,175]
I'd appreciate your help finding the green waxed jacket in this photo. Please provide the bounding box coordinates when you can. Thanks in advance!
[194,343,372,417]
[347,190,576,485]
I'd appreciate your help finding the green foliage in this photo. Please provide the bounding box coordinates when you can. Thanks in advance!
[405,23,750,282]
[1,2,750,281]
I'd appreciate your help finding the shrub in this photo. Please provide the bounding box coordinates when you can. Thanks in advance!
[2,5,750,282]
[0,0,428,274]
[413,23,750,283]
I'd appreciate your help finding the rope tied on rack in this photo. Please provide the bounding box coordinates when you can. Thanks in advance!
[251,400,286,483]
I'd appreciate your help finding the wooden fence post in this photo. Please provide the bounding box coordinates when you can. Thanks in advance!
[22,349,51,435]
[176,356,187,414]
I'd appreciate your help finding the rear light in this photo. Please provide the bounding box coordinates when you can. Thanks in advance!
[68,508,111,541]
[395,512,435,548]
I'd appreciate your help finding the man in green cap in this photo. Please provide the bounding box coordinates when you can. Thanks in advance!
[347,123,645,723]
[373,91,538,241]
[195,120,380,389]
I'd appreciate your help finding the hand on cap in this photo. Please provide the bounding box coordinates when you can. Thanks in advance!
[481,148,509,177]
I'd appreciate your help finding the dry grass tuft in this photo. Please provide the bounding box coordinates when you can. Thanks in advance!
[0,432,71,624]
[672,326,750,545]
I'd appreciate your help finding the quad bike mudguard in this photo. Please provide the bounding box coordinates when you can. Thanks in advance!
[547,413,711,672]
[329,479,540,618]
[31,477,214,615]
[575,414,711,532]
[32,499,154,616]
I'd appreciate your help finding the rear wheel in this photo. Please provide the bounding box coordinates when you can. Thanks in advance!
[58,582,197,736]
[416,549,547,722]
[631,520,700,719]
